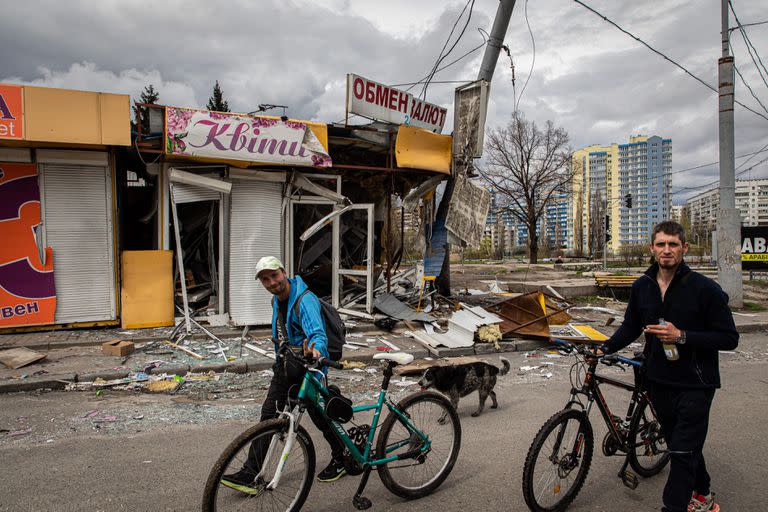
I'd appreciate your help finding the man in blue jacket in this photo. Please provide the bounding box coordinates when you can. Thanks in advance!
[603,221,737,512]
[221,256,346,493]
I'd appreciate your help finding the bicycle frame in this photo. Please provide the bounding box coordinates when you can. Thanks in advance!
[568,356,647,452]
[264,364,432,489]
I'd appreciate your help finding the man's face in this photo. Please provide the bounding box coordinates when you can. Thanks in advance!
[258,268,288,297]
[651,231,688,270]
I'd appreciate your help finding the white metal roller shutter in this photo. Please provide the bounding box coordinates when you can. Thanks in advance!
[228,180,283,325]
[40,164,116,323]
[170,182,221,204]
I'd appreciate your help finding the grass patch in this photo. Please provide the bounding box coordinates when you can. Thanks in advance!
[742,301,767,312]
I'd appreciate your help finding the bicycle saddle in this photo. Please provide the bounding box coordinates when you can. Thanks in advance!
[373,352,414,366]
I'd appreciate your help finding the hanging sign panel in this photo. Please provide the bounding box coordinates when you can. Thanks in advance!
[346,74,448,133]
[166,107,331,167]
[0,84,24,140]
[0,163,56,327]
[741,226,768,271]
[444,174,491,247]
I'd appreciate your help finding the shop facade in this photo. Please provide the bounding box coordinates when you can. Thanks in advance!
[0,84,130,331]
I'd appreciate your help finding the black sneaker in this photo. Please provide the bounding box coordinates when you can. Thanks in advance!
[317,459,346,482]
[220,469,262,495]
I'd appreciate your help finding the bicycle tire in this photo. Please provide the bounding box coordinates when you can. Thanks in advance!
[202,418,316,512]
[376,391,461,499]
[522,408,594,512]
[628,396,670,477]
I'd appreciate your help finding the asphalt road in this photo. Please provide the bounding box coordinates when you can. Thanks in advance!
[1,333,766,511]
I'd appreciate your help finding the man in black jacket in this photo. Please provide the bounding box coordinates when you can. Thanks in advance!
[603,221,738,512]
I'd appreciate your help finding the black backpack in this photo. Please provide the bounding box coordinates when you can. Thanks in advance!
[292,289,346,361]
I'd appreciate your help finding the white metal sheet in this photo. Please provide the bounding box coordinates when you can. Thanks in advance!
[40,164,116,323]
[170,181,222,204]
[228,179,283,326]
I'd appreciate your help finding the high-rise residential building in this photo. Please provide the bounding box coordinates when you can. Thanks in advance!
[687,178,768,231]
[569,135,671,255]
[670,205,685,223]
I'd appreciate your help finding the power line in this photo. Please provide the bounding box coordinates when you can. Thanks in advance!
[664,146,768,176]
[734,62,768,117]
[420,0,476,99]
[729,1,768,89]
[729,20,768,31]
[400,28,487,91]
[671,155,768,195]
[571,0,768,123]
[515,0,536,112]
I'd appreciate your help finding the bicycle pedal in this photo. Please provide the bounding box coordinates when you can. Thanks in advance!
[353,495,372,510]
[620,470,639,490]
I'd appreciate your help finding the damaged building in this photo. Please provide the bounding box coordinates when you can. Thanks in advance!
[0,83,453,333]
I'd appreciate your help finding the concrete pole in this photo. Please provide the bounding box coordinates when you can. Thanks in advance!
[717,0,743,307]
[478,0,517,81]
[435,0,517,295]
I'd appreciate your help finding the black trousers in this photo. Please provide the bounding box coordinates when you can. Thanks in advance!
[243,371,344,474]
[646,381,716,512]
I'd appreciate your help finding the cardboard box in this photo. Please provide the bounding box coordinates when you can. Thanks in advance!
[101,340,135,357]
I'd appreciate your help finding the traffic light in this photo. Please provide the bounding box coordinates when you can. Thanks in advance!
[625,193,632,208]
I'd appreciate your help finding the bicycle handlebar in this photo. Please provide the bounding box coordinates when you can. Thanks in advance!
[316,357,344,370]
[549,338,641,368]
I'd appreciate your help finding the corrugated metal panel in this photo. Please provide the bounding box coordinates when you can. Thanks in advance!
[170,181,221,204]
[228,180,283,326]
[40,164,116,323]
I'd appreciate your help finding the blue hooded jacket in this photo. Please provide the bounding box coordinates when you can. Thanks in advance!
[271,275,329,362]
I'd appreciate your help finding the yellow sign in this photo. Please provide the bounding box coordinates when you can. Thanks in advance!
[741,253,768,261]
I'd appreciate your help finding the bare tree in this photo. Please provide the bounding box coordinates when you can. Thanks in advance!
[478,112,571,263]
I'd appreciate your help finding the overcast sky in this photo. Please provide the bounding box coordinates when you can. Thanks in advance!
[2,0,767,203]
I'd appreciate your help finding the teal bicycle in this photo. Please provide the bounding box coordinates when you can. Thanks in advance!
[202,350,461,511]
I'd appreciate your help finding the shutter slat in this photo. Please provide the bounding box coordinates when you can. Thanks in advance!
[41,164,116,323]
[228,180,282,326]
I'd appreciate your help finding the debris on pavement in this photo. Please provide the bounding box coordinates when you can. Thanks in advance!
[485,291,572,339]
[0,347,47,369]
[101,340,135,357]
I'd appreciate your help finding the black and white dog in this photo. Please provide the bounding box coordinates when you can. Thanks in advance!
[418,358,511,417]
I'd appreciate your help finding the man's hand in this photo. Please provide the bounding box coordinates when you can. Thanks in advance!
[303,339,322,359]
[643,321,682,343]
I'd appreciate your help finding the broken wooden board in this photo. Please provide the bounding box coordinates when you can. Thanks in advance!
[395,356,484,376]
[485,291,572,339]
[0,347,47,369]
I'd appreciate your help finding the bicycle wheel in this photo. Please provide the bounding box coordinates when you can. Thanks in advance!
[376,391,461,499]
[628,396,670,477]
[522,408,594,512]
[202,418,316,512]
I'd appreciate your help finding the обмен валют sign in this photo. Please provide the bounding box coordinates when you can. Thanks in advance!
[345,74,447,133]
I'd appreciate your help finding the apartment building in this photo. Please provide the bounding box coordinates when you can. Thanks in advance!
[569,135,671,254]
[687,178,768,230]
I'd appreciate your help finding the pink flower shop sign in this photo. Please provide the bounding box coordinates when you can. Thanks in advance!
[165,107,332,167]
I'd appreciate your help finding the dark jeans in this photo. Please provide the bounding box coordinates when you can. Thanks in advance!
[242,371,344,475]
[646,381,716,512]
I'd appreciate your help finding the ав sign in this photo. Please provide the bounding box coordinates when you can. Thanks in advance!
[741,226,768,270]
[345,74,448,133]
[0,84,23,140]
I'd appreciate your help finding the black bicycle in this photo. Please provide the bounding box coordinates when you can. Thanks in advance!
[522,339,670,512]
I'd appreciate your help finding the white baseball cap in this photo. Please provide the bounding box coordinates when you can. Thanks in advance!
[255,256,284,277]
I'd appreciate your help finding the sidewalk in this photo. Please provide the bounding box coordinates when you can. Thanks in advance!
[2,310,766,394]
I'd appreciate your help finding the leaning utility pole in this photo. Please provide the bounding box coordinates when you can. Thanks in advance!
[716,0,743,307]
[434,0,517,295]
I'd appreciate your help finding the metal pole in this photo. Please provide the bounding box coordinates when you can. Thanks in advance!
[717,0,743,306]
[435,0,517,296]
[478,0,518,82]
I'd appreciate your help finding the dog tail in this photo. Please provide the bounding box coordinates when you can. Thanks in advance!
[499,357,511,376]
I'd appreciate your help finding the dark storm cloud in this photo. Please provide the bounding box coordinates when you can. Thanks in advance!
[1,0,766,205]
